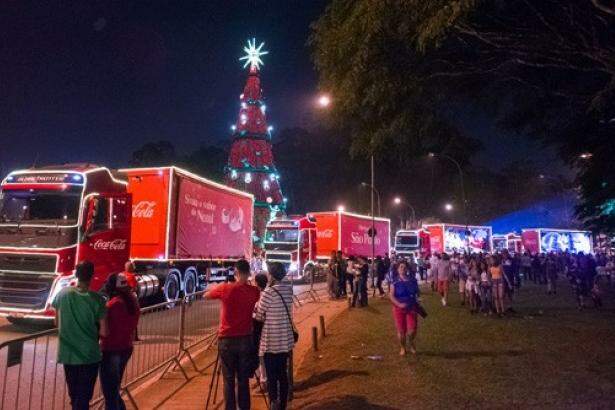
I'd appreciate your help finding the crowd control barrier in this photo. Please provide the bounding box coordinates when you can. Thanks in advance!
[0,281,325,410]
[0,293,219,410]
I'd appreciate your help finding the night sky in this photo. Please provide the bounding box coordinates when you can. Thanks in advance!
[0,0,562,175]
[0,1,328,172]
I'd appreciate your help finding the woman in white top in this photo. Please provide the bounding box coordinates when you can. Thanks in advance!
[254,262,295,410]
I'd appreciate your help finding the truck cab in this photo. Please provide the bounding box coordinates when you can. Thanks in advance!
[264,215,317,281]
[394,229,421,258]
[0,165,130,322]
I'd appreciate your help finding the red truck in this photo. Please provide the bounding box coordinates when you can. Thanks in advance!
[264,210,391,280]
[0,164,253,323]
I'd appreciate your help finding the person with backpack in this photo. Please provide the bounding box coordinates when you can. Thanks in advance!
[53,261,108,410]
[99,273,140,410]
[255,263,296,410]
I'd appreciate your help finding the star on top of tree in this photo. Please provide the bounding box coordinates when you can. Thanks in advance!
[239,38,268,70]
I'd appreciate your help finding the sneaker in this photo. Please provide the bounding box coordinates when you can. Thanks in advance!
[441,298,447,306]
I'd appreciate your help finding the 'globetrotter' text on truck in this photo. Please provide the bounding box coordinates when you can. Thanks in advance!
[0,164,254,323]
[263,210,390,280]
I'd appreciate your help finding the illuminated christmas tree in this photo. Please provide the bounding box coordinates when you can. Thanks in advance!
[225,39,285,244]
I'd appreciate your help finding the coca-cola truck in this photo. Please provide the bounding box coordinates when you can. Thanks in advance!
[263,215,318,280]
[264,210,390,280]
[423,223,493,254]
[0,164,253,323]
[394,229,430,258]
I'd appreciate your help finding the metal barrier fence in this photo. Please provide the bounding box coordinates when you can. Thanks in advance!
[0,294,220,410]
[0,281,323,410]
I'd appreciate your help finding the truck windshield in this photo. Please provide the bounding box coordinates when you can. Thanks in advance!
[396,235,418,246]
[265,229,299,243]
[0,189,81,225]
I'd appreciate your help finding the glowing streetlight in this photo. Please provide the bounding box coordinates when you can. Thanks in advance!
[393,197,402,205]
[444,203,454,212]
[579,152,592,159]
[337,205,345,212]
[317,94,332,108]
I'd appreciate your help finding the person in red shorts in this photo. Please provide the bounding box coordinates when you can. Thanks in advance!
[206,259,260,410]
[436,253,452,306]
[389,261,420,356]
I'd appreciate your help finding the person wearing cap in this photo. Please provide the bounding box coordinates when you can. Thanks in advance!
[99,273,140,410]
[254,262,295,410]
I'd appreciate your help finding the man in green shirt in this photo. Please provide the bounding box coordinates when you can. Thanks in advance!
[52,261,108,410]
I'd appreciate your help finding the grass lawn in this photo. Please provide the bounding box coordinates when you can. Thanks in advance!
[292,280,615,409]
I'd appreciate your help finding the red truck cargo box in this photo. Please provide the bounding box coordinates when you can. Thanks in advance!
[123,167,254,261]
[311,211,390,258]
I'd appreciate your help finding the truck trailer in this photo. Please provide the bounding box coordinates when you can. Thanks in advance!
[263,211,390,279]
[521,228,592,254]
[0,165,253,323]
[423,223,493,254]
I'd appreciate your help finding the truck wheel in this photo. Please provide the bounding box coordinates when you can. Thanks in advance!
[163,272,181,305]
[183,268,197,298]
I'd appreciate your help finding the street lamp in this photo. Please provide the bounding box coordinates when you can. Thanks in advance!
[428,152,467,226]
[393,196,416,229]
[317,94,332,108]
[444,203,454,212]
[579,152,592,160]
[337,205,345,212]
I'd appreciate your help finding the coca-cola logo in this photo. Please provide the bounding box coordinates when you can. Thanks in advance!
[317,229,334,239]
[93,239,127,251]
[133,201,156,218]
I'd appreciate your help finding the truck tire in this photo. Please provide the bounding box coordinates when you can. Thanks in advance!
[183,268,197,298]
[163,271,181,305]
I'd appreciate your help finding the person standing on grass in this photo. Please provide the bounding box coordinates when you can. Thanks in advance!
[376,255,387,297]
[436,253,452,306]
[206,259,261,410]
[428,253,439,292]
[389,260,420,356]
[479,259,492,315]
[99,273,140,410]
[458,256,468,306]
[255,263,295,410]
[490,258,506,317]
[53,261,107,410]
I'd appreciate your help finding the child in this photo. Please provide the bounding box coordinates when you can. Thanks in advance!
[252,273,269,391]
[591,277,602,309]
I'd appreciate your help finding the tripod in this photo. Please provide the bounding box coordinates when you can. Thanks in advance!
[205,351,269,410]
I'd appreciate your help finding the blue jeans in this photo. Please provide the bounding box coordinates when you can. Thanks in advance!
[100,348,133,410]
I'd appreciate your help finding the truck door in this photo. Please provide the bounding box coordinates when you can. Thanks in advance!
[78,193,132,291]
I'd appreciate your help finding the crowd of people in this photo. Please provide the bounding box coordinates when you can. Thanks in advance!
[324,247,613,357]
[50,248,612,410]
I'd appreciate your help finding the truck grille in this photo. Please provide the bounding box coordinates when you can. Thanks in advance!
[0,273,55,310]
[266,253,292,262]
[0,253,57,273]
